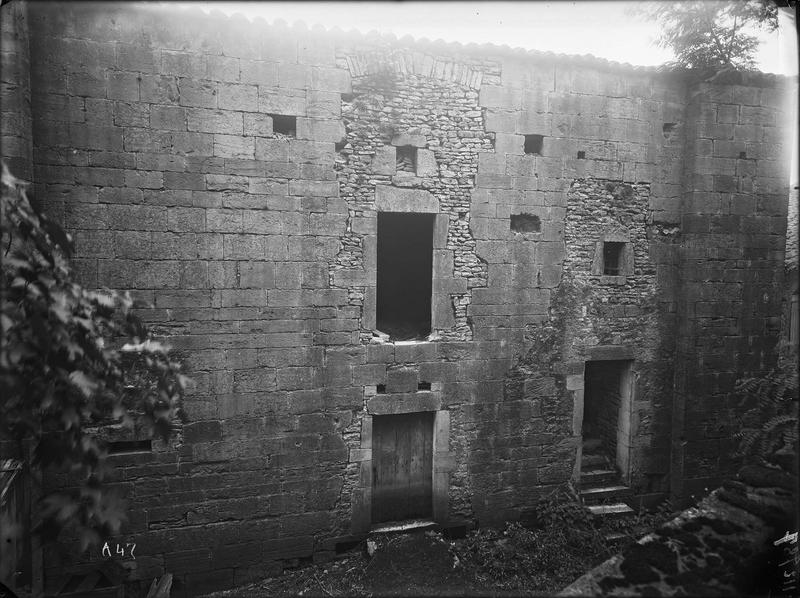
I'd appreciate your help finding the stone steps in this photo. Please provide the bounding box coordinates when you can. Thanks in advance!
[580,453,610,470]
[580,484,632,505]
[586,503,635,519]
[579,449,635,523]
[580,468,619,486]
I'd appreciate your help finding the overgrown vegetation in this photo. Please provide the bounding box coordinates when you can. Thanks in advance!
[634,0,779,71]
[734,350,799,472]
[0,163,187,558]
[202,487,678,598]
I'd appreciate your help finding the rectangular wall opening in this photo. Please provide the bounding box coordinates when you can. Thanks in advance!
[270,114,296,137]
[523,134,544,155]
[582,360,633,477]
[107,439,152,455]
[603,242,625,275]
[377,212,434,341]
[372,412,434,524]
[396,145,417,173]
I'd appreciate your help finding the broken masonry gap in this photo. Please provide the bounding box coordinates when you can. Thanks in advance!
[739,151,747,159]
[418,382,431,391]
[108,439,152,454]
[510,213,541,233]
[524,134,544,155]
[662,123,676,138]
[270,114,296,137]
[603,242,625,276]
[577,150,586,159]
[335,140,348,152]
[376,212,434,341]
[376,384,387,394]
[396,145,417,173]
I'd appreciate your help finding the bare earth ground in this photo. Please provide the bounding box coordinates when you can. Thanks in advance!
[199,527,626,598]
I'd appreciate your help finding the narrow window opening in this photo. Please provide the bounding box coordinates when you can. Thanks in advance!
[417,382,431,391]
[739,151,747,159]
[396,145,417,173]
[377,212,434,341]
[270,114,296,137]
[524,134,544,155]
[511,213,541,233]
[603,242,625,276]
[376,384,387,394]
[577,150,586,159]
[108,439,152,454]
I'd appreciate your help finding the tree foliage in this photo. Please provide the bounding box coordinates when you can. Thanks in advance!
[637,0,779,71]
[0,162,187,550]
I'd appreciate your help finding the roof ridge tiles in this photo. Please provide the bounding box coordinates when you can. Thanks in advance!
[133,3,788,79]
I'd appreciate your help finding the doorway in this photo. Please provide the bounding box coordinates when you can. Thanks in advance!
[371,412,434,524]
[581,360,633,480]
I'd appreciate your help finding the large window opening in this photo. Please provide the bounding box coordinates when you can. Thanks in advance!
[377,212,434,341]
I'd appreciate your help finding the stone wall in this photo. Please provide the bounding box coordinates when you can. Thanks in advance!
[1,1,793,594]
[1,0,33,181]
[671,80,793,501]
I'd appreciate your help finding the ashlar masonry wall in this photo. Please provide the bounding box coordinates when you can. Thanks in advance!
[1,2,793,595]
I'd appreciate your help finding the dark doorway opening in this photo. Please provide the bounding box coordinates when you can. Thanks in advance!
[376,212,434,340]
[372,412,434,524]
[582,360,632,475]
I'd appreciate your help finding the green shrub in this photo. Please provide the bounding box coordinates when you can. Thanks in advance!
[0,163,187,551]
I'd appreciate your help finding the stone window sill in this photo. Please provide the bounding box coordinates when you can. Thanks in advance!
[600,275,628,285]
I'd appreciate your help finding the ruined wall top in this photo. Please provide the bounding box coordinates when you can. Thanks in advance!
[26,0,794,89]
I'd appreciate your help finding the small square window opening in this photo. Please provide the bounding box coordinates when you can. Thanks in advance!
[524,134,544,155]
[396,146,417,173]
[603,242,625,276]
[270,114,296,137]
[577,150,586,159]
[510,213,541,233]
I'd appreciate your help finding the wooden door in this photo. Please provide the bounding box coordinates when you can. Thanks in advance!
[372,412,433,524]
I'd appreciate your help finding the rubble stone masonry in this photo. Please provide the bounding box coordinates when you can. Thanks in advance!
[1,2,794,594]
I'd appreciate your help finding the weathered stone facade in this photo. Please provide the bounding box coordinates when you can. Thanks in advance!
[1,2,794,595]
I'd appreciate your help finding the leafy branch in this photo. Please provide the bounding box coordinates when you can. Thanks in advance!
[1,162,187,551]
[633,0,778,71]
